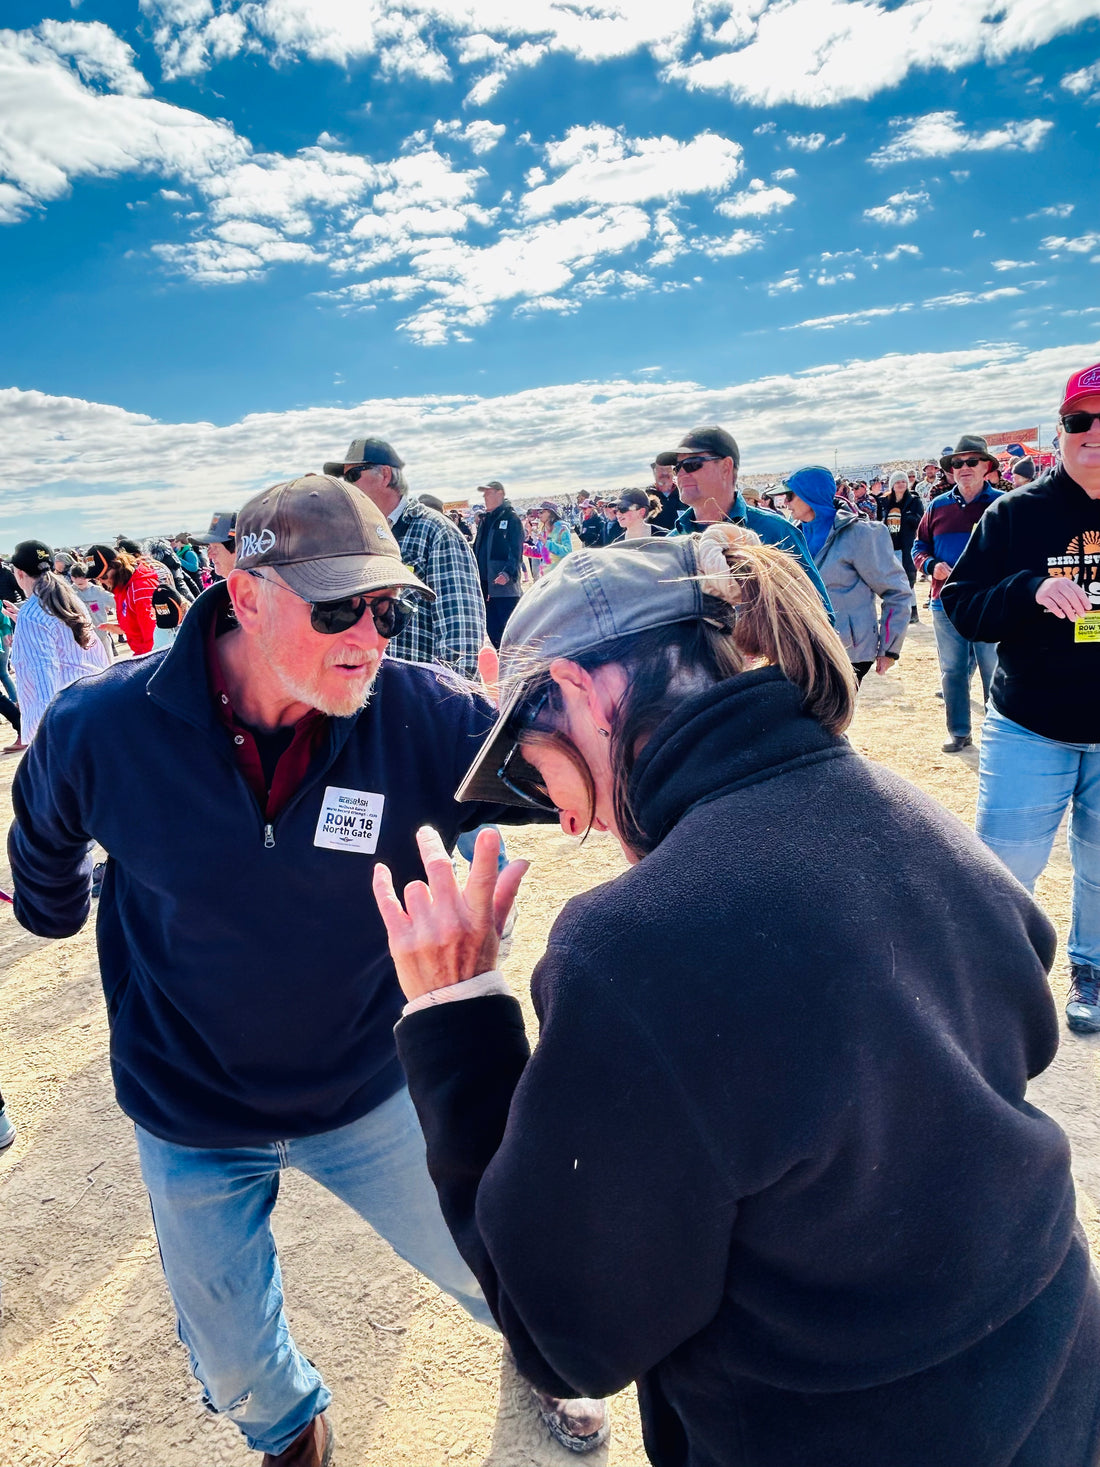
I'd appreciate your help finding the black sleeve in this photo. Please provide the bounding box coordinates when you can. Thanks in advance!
[397,957,736,1401]
[8,704,96,937]
[939,505,1046,643]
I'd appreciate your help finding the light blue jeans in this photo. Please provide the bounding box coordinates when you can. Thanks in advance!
[931,600,998,738]
[135,1087,492,1456]
[976,706,1100,968]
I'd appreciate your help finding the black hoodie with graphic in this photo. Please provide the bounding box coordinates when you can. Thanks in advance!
[941,467,1100,742]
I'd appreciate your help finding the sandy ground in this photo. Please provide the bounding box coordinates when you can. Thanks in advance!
[2,615,1098,1467]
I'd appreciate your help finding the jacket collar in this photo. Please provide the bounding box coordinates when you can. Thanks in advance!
[674,490,747,534]
[145,583,358,759]
[629,666,848,847]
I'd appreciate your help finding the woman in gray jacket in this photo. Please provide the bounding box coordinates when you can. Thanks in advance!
[785,464,913,682]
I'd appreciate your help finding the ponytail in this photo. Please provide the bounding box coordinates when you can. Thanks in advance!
[33,570,96,650]
[696,529,856,735]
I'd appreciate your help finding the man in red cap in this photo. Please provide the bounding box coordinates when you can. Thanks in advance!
[943,362,1100,1035]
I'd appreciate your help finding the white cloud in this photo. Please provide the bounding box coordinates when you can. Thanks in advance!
[329,205,653,344]
[715,178,796,218]
[698,228,764,259]
[433,118,506,154]
[785,132,826,151]
[1028,203,1074,219]
[0,24,246,220]
[521,126,743,217]
[1062,61,1100,97]
[10,339,1096,543]
[864,190,931,227]
[768,269,803,294]
[991,258,1038,270]
[883,243,921,261]
[869,110,1054,165]
[665,0,1098,108]
[772,167,797,180]
[1041,231,1100,257]
[785,280,1041,328]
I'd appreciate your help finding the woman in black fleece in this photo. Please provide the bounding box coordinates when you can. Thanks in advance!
[374,529,1100,1467]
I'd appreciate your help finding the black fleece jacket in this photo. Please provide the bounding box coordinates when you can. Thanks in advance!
[940,467,1100,742]
[397,668,1096,1467]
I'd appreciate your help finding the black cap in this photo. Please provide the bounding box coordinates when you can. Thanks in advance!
[657,426,740,469]
[11,540,53,577]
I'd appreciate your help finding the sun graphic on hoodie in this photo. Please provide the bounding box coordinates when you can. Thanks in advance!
[1064,532,1100,559]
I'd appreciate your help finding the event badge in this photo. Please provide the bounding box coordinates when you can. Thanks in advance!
[313,787,385,853]
[1074,612,1100,644]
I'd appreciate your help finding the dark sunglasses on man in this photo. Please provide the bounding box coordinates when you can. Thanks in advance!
[949,456,988,469]
[1061,412,1100,435]
[673,454,724,477]
[245,570,419,638]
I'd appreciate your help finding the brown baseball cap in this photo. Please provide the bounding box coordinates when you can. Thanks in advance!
[234,474,433,602]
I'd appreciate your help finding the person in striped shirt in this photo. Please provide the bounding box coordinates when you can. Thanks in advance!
[4,540,109,745]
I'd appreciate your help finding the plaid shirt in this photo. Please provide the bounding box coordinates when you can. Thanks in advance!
[388,499,486,681]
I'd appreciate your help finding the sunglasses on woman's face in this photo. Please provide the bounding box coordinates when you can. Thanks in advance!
[496,688,557,811]
[950,456,986,469]
[1061,412,1100,435]
[246,571,417,638]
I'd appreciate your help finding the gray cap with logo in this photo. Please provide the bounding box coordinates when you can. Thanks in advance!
[235,474,432,602]
[456,537,706,803]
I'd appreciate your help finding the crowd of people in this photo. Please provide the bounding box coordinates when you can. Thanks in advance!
[2,364,1100,1466]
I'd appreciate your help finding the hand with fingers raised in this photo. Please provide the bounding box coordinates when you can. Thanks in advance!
[373,826,529,1003]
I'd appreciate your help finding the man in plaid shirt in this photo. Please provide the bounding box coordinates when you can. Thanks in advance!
[326,436,486,679]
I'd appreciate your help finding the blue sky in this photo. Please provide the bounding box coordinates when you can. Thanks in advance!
[1,0,1099,544]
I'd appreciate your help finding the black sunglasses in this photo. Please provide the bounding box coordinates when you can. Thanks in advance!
[949,456,986,469]
[673,454,724,476]
[342,464,380,484]
[1061,412,1100,435]
[246,571,417,638]
[496,688,557,811]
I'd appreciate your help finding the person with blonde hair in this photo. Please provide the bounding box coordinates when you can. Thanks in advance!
[4,540,109,746]
[375,529,1100,1467]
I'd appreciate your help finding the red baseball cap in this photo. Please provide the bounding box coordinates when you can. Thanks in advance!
[1060,361,1100,414]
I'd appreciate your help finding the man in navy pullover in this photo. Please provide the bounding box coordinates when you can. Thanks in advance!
[913,435,1002,752]
[7,476,603,1466]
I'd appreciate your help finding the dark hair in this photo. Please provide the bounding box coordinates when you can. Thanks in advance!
[517,540,855,855]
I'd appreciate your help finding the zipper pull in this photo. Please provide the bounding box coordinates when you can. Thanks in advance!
[263,824,275,849]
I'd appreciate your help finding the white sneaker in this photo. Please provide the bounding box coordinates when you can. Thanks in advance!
[0,1107,15,1152]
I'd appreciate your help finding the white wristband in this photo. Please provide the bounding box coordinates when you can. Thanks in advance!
[402,970,511,1016]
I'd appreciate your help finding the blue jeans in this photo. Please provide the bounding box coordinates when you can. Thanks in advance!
[976,706,1100,968]
[456,825,509,872]
[931,600,998,738]
[135,1087,492,1455]
[0,653,16,704]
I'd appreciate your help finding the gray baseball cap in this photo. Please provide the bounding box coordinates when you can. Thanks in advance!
[456,537,707,804]
[235,474,432,601]
[193,510,237,546]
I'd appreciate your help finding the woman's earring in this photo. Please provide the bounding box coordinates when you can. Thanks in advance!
[597,727,611,739]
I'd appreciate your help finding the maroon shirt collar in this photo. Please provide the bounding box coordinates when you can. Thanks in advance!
[205,614,329,820]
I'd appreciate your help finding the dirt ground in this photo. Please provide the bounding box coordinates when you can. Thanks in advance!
[2,615,1098,1467]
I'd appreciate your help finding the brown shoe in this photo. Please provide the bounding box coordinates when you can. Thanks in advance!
[261,1413,334,1467]
[3,739,27,755]
[530,1388,610,1454]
